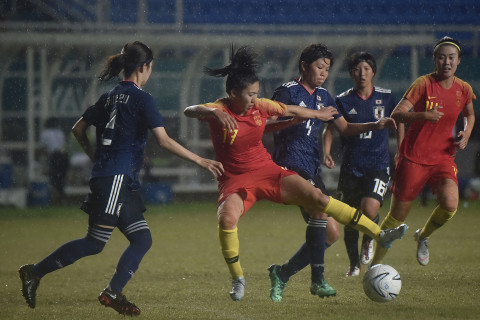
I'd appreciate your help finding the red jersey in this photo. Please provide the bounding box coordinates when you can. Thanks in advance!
[399,74,476,165]
[201,98,287,176]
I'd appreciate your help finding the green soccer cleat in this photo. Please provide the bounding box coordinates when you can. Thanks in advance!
[267,264,287,302]
[310,277,336,298]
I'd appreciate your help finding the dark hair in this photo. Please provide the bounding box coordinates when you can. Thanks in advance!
[298,43,334,74]
[204,45,259,95]
[433,36,462,58]
[348,51,377,75]
[99,41,153,82]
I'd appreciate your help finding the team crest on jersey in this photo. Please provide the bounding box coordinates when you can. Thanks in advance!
[456,90,462,107]
[374,106,385,120]
[376,99,382,104]
[253,114,262,126]
[316,96,324,109]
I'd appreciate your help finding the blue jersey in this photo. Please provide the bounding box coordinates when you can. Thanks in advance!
[82,81,165,189]
[335,86,396,176]
[271,79,338,179]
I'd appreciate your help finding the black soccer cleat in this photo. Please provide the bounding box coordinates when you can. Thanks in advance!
[18,264,41,308]
[98,288,141,316]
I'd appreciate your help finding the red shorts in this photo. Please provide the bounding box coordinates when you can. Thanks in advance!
[391,156,458,201]
[217,165,297,214]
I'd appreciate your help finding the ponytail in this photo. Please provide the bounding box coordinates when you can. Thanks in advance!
[204,45,259,94]
[99,41,153,82]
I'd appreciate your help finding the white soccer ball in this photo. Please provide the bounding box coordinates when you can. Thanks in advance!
[362,264,401,302]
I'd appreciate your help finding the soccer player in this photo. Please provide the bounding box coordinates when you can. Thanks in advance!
[265,45,398,302]
[323,52,398,277]
[183,45,407,301]
[371,36,476,266]
[18,41,224,316]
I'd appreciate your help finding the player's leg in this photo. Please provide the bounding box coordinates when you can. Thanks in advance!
[415,178,458,266]
[19,176,121,309]
[100,217,151,316]
[371,195,412,265]
[217,193,246,301]
[281,174,406,247]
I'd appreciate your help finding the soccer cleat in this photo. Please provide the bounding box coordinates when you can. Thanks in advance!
[229,276,246,301]
[267,264,287,302]
[310,277,336,298]
[98,288,141,316]
[18,264,40,308]
[345,265,361,277]
[378,224,408,249]
[414,228,429,266]
[360,238,374,265]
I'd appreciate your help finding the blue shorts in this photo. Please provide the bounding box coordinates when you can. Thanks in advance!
[81,175,147,232]
[336,169,390,209]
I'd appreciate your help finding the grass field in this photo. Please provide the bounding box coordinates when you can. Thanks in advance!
[1,199,479,320]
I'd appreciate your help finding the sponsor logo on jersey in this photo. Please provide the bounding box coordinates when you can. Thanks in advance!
[299,101,307,108]
[348,108,357,115]
[374,106,385,120]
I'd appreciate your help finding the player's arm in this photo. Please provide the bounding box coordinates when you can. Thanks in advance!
[322,123,335,169]
[184,105,237,132]
[332,116,396,136]
[72,117,95,162]
[284,104,338,121]
[151,126,224,178]
[455,101,475,150]
[391,98,444,123]
[264,116,306,133]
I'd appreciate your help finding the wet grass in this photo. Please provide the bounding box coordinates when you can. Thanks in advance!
[1,199,479,319]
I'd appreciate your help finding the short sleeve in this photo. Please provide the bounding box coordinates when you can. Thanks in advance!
[255,98,287,117]
[272,86,292,105]
[142,94,165,129]
[403,76,427,106]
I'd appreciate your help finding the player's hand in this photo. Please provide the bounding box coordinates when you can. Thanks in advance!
[454,131,470,150]
[323,154,335,169]
[213,109,238,131]
[199,158,224,178]
[425,106,444,122]
[315,106,338,121]
[375,117,397,130]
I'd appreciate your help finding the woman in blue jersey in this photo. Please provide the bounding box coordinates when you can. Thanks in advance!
[323,52,398,277]
[18,41,224,316]
[266,44,396,302]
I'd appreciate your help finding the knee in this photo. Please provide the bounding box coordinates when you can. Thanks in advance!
[85,237,106,255]
[438,196,458,212]
[218,212,239,230]
[131,230,153,253]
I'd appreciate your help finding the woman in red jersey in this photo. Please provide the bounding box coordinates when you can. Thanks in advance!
[371,36,476,266]
[184,46,405,301]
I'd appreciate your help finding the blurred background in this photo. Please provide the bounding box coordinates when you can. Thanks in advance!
[0,0,479,207]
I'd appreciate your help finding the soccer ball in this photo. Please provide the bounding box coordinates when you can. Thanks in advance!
[362,264,401,302]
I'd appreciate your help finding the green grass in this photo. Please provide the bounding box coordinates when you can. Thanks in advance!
[1,199,480,320]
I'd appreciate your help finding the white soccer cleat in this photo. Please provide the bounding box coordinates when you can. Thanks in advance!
[378,224,408,249]
[345,265,361,277]
[360,238,374,265]
[414,228,429,266]
[229,276,246,301]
